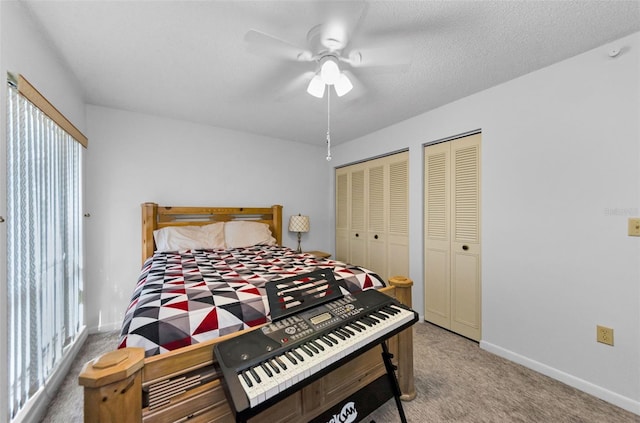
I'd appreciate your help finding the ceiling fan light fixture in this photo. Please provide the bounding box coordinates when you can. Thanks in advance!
[320,56,341,85]
[307,74,326,98]
[334,73,353,97]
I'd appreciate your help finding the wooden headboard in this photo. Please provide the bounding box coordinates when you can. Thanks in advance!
[141,202,283,263]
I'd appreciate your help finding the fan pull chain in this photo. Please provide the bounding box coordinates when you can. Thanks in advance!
[326,88,332,161]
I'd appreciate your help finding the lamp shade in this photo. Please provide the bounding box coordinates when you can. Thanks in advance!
[320,56,340,85]
[307,75,326,98]
[334,73,353,97]
[288,215,310,233]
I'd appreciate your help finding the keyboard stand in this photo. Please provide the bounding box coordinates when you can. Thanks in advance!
[380,341,408,423]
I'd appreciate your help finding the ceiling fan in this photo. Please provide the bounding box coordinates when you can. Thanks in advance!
[243,2,412,99]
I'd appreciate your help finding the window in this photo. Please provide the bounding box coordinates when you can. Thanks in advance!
[6,75,86,420]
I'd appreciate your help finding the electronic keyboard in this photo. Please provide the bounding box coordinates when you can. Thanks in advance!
[214,289,418,419]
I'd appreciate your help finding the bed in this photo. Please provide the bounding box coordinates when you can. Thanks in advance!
[79,203,415,423]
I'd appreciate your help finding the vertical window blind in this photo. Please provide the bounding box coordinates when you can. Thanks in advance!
[6,77,85,420]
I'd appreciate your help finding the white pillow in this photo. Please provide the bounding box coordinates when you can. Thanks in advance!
[153,222,225,252]
[200,222,227,248]
[224,221,276,248]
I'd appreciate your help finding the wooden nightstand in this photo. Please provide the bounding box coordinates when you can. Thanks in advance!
[305,250,331,259]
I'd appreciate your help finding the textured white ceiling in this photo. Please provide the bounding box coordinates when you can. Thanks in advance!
[22,0,640,145]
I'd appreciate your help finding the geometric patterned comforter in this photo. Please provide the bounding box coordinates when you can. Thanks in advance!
[118,245,385,357]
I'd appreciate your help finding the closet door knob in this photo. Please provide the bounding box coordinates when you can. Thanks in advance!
[355,233,359,238]
[462,245,469,251]
[0,216,4,223]
[374,234,379,240]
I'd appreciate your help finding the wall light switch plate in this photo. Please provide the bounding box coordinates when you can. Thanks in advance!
[628,218,640,237]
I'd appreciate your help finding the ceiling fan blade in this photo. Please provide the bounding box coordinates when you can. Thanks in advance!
[238,59,310,102]
[244,29,313,62]
[345,44,413,69]
[317,1,368,52]
[275,71,317,102]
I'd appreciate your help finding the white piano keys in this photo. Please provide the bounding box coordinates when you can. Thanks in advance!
[238,371,262,408]
[254,365,279,400]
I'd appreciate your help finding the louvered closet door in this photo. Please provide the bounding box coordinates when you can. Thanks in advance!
[335,169,349,262]
[367,163,386,278]
[450,134,481,340]
[388,155,409,280]
[424,142,452,329]
[349,166,367,267]
[424,133,481,341]
[335,151,409,281]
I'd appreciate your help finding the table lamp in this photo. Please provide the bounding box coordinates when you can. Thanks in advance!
[288,214,310,253]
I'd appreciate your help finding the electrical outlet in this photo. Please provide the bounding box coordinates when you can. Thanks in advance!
[597,325,614,346]
[629,218,640,236]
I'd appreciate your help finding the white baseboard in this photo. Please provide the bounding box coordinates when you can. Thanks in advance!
[480,340,640,416]
[88,320,122,334]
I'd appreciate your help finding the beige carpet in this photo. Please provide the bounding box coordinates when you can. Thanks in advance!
[41,322,639,422]
[364,323,639,422]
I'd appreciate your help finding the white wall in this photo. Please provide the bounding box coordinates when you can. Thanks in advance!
[332,32,640,414]
[84,105,332,332]
[3,0,639,416]
[0,2,87,422]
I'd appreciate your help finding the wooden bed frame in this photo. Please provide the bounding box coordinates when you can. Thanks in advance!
[79,203,415,423]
